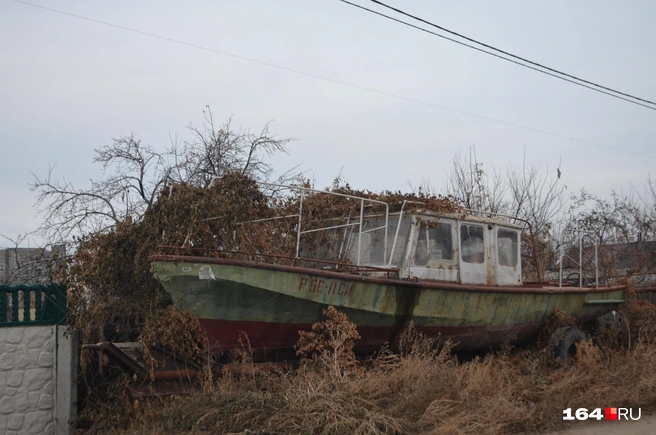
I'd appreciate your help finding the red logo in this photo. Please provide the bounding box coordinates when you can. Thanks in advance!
[604,408,617,421]
[564,407,640,421]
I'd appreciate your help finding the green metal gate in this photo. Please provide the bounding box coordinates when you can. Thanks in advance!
[0,283,66,326]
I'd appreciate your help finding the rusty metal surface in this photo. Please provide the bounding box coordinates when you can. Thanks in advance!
[148,248,628,365]
[150,254,625,295]
[156,245,397,276]
[148,361,289,380]
[150,254,625,359]
[84,341,290,396]
[82,342,147,379]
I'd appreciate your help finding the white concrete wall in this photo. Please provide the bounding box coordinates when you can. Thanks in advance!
[0,326,77,435]
[0,326,55,435]
[55,328,77,435]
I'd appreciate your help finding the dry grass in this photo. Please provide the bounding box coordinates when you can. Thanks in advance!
[77,302,656,435]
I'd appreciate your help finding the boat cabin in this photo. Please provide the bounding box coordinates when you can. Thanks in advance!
[234,182,525,287]
[337,212,523,286]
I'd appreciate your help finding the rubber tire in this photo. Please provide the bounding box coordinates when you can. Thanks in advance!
[565,272,588,287]
[549,326,585,366]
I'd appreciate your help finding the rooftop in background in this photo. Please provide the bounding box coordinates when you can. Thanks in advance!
[0,245,66,285]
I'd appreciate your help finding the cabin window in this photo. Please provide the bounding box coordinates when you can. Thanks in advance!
[345,216,411,266]
[497,229,518,267]
[429,223,453,260]
[460,224,484,263]
[388,217,411,266]
[414,221,453,265]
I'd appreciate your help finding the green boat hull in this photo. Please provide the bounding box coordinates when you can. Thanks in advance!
[151,255,625,360]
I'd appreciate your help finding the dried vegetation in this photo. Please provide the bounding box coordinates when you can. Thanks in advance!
[64,174,460,345]
[76,299,656,435]
[56,170,654,434]
[66,174,462,430]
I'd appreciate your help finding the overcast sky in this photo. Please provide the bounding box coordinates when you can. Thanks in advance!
[2,0,655,247]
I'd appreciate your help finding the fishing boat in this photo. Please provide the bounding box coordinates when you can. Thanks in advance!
[150,184,626,361]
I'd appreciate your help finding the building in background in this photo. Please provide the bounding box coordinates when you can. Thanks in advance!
[0,245,66,284]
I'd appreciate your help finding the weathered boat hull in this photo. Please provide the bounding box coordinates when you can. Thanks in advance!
[151,255,625,360]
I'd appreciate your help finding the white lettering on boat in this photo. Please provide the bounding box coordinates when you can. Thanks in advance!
[298,278,354,296]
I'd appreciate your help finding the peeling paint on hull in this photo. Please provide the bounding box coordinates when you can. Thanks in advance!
[151,255,626,360]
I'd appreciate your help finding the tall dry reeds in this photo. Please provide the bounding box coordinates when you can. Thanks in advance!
[81,304,656,435]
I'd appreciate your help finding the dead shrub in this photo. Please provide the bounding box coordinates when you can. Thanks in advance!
[398,322,441,358]
[295,306,361,372]
[84,335,656,435]
[138,306,213,390]
[620,299,656,348]
[572,340,601,368]
[593,299,656,353]
[140,306,210,364]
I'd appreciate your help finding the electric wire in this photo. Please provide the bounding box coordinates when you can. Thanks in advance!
[339,0,656,111]
[363,0,656,108]
[11,0,656,160]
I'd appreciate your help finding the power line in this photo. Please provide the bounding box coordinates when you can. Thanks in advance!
[339,1,656,112]
[359,0,656,109]
[11,0,656,160]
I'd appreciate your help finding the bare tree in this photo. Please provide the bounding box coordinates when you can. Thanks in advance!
[441,146,567,279]
[176,107,294,188]
[31,136,176,244]
[504,156,566,279]
[567,188,655,245]
[628,176,656,240]
[31,107,296,244]
[564,187,656,285]
[442,146,508,213]
[440,147,566,233]
[506,155,566,236]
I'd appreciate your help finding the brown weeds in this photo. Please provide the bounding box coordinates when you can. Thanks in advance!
[84,302,656,435]
[295,306,361,372]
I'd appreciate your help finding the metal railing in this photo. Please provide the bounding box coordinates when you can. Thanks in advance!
[209,180,390,266]
[0,283,67,326]
[559,227,599,288]
[156,246,398,277]
[205,179,534,278]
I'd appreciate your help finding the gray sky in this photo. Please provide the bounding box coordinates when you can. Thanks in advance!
[2,0,655,247]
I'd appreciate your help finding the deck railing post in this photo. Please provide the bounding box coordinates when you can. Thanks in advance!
[357,199,364,266]
[595,242,599,288]
[388,201,407,267]
[579,226,583,288]
[339,214,351,263]
[383,204,389,265]
[296,191,304,259]
[559,228,564,289]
